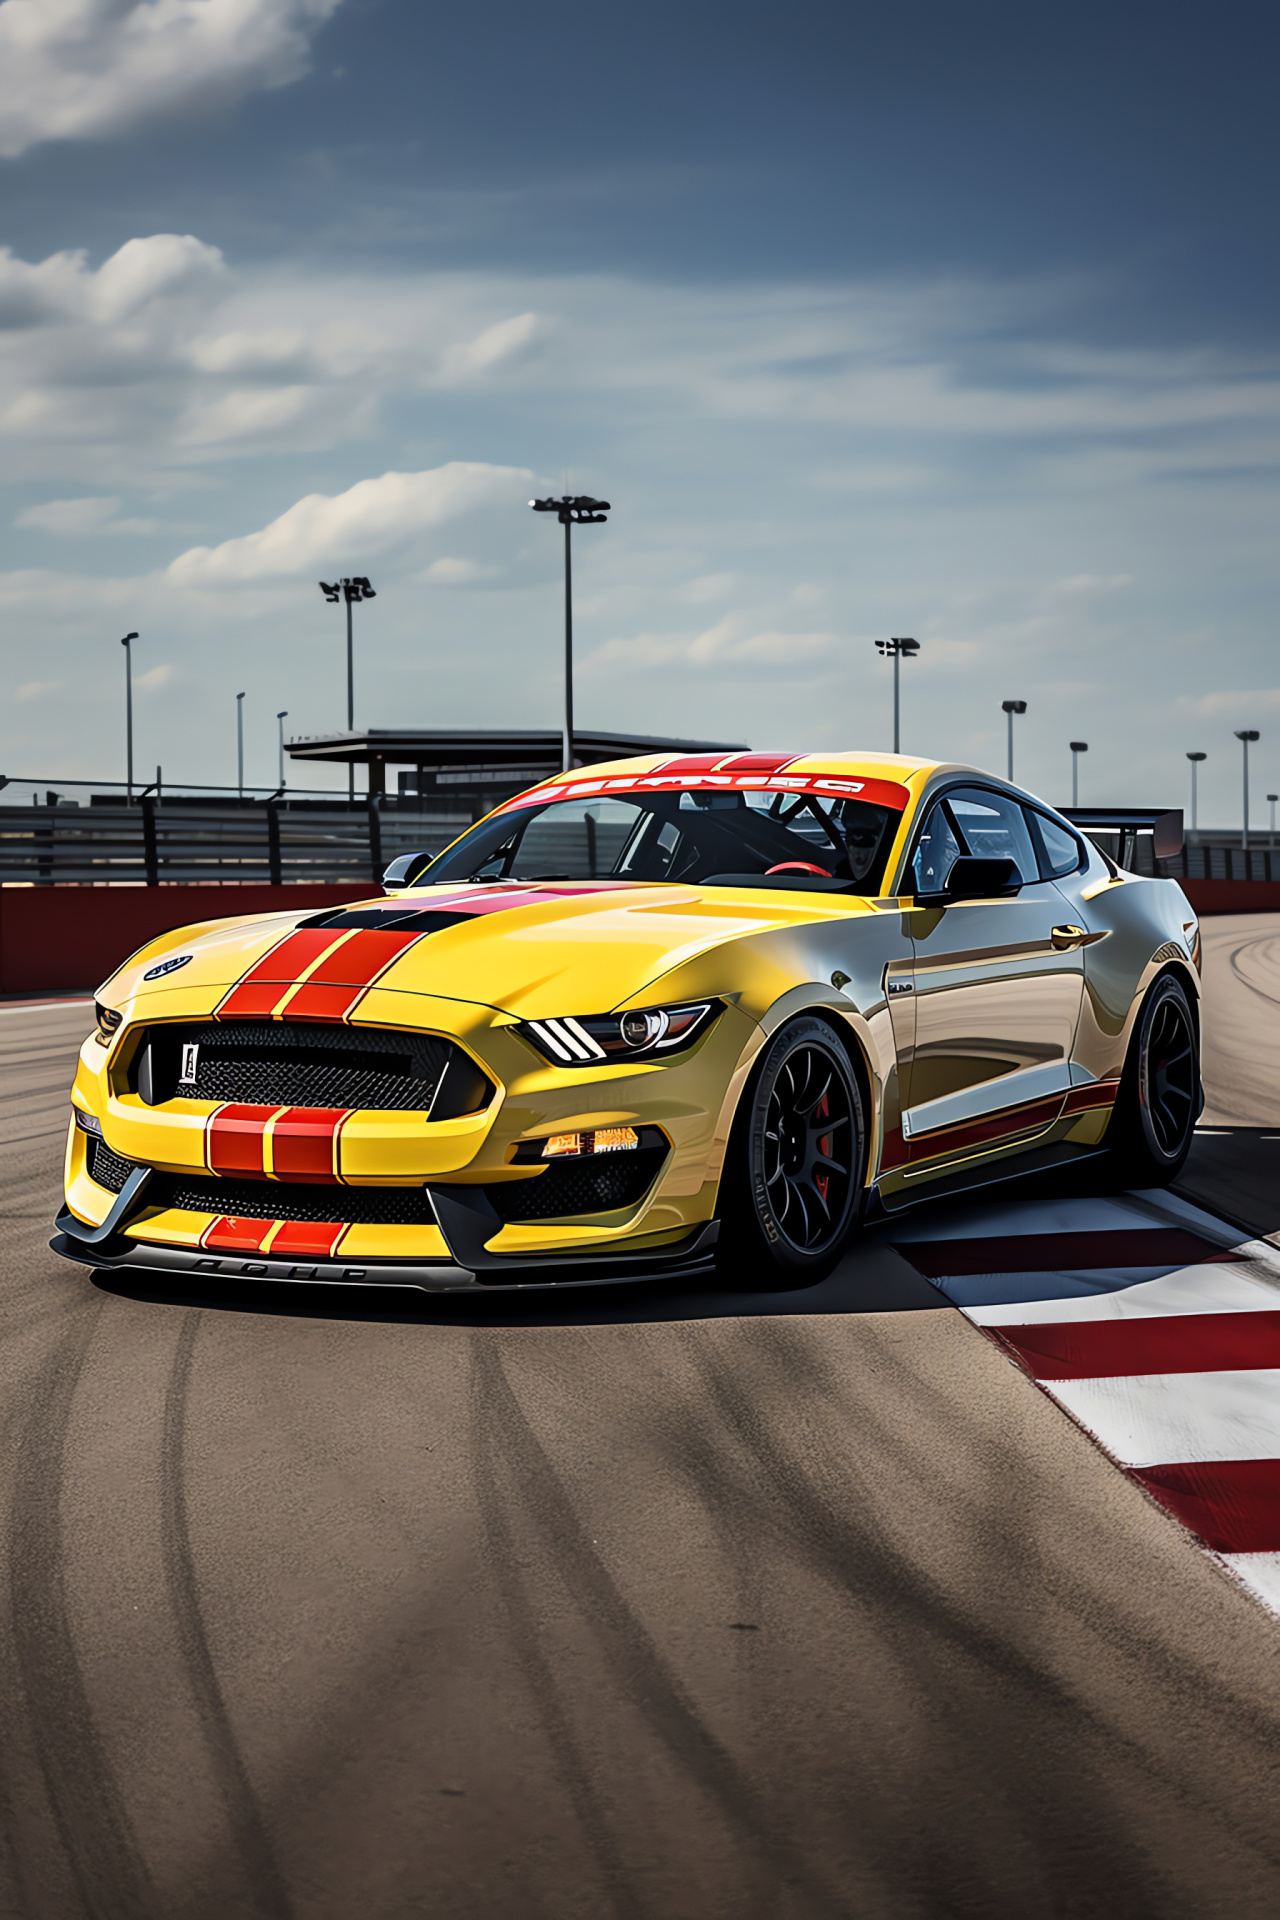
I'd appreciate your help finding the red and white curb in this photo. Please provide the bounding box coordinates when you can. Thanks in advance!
[890,1189,1280,1614]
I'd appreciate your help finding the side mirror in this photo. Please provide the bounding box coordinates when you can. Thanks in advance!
[942,856,1021,901]
[382,850,435,892]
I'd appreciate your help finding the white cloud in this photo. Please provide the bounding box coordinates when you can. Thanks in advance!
[168,462,533,582]
[15,677,61,701]
[16,493,156,534]
[417,556,496,586]
[0,0,343,158]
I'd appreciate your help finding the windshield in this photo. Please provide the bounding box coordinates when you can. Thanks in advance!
[417,780,906,893]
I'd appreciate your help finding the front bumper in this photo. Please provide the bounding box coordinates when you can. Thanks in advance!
[52,1186,721,1293]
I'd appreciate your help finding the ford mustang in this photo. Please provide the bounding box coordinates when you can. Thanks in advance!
[55,749,1202,1294]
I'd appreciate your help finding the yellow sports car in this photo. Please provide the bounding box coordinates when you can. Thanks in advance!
[56,749,1202,1293]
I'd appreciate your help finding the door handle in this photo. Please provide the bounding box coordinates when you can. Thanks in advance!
[1051,924,1088,950]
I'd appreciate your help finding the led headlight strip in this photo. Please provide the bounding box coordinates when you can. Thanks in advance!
[521,1000,722,1068]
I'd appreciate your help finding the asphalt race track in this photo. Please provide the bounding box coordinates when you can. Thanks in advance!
[4,920,1280,1918]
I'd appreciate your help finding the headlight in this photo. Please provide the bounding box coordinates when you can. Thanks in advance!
[94,1002,122,1046]
[519,1000,722,1067]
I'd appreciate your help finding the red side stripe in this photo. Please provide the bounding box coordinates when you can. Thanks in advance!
[268,1220,346,1258]
[719,752,803,772]
[894,1228,1242,1279]
[216,929,346,1020]
[203,1216,274,1253]
[1063,1079,1121,1115]
[207,1105,278,1178]
[992,1310,1280,1381]
[271,1108,348,1184]
[282,928,423,1021]
[1130,1459,1280,1554]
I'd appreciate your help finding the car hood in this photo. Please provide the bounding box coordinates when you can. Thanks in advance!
[101,879,873,1022]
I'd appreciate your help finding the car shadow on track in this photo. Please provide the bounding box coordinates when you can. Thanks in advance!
[87,1153,1176,1331]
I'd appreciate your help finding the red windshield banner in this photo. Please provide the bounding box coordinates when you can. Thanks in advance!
[495,767,912,816]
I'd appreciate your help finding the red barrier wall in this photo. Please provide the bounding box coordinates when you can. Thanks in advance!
[0,884,382,995]
[1179,881,1280,915]
[3,877,1275,996]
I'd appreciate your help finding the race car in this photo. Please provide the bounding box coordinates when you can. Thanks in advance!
[55,748,1202,1294]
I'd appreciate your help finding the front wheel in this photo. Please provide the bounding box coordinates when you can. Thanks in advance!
[1105,972,1200,1187]
[718,1016,866,1288]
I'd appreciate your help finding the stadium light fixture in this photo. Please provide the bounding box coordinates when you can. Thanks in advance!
[1236,729,1260,850]
[1186,751,1207,831]
[1069,740,1088,809]
[120,632,139,803]
[1001,700,1027,782]
[529,496,611,772]
[873,637,920,754]
[319,576,377,800]
[1268,792,1278,852]
[277,710,289,790]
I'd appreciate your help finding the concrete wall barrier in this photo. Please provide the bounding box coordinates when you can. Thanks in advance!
[0,884,382,995]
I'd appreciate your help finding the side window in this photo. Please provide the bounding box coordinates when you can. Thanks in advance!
[1031,812,1084,879]
[911,802,964,895]
[947,788,1037,884]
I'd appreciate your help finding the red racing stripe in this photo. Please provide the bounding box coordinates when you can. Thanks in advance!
[270,1108,348,1184]
[216,928,349,1020]
[268,1220,347,1258]
[282,928,424,1021]
[895,1228,1242,1278]
[1130,1459,1280,1554]
[992,1310,1280,1380]
[203,1216,274,1253]
[207,1104,279,1178]
[909,1093,1065,1161]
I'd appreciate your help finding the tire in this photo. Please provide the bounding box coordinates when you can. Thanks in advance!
[1105,972,1200,1188]
[717,1016,866,1288]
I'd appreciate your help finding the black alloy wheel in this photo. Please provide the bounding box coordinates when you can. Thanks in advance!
[1107,972,1200,1186]
[720,1015,865,1287]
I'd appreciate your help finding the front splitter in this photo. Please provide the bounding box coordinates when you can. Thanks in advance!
[50,1224,721,1294]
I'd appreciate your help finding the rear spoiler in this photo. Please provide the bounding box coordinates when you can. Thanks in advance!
[1061,808,1184,866]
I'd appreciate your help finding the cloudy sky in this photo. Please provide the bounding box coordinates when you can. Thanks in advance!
[1,0,1278,818]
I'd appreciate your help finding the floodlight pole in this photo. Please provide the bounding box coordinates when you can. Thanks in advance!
[277,710,289,790]
[121,632,138,803]
[1069,740,1088,809]
[1268,793,1277,853]
[1186,751,1206,832]
[236,691,245,799]
[530,495,611,772]
[1002,699,1027,782]
[1236,729,1260,850]
[874,637,920,753]
[318,576,377,801]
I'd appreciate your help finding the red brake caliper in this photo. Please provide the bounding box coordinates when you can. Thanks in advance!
[815,1093,830,1203]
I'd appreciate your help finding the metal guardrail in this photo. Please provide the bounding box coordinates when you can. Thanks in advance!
[0,798,468,887]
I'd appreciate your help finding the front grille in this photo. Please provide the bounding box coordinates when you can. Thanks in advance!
[484,1148,667,1221]
[132,1021,492,1118]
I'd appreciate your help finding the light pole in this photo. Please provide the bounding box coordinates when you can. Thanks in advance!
[1069,740,1088,808]
[1268,793,1277,853]
[1186,751,1206,832]
[236,691,245,799]
[319,576,377,800]
[1236,729,1259,851]
[529,495,611,772]
[1002,700,1027,782]
[874,637,920,753]
[277,710,289,790]
[121,631,139,802]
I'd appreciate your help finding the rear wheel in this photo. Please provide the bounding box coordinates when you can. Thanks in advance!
[718,1016,865,1288]
[1105,972,1199,1187]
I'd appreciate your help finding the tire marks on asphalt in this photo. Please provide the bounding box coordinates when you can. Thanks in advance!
[470,1337,851,1920]
[159,1311,294,1920]
[6,1296,156,1919]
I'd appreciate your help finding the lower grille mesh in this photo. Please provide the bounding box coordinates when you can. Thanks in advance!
[87,1138,667,1226]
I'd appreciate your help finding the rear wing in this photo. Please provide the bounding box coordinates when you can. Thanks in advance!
[1061,808,1184,869]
